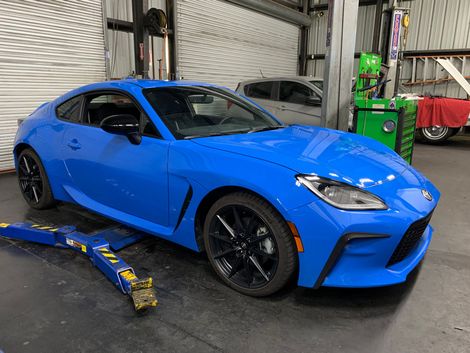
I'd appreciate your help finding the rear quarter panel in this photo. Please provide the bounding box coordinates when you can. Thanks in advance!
[14,101,73,202]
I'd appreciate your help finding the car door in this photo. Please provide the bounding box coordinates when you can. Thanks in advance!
[242,81,278,115]
[274,81,322,126]
[60,90,170,226]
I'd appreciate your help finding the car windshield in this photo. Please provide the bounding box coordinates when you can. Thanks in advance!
[309,80,323,91]
[144,86,283,139]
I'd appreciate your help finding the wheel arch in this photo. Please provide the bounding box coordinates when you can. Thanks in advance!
[194,185,292,251]
[13,142,35,165]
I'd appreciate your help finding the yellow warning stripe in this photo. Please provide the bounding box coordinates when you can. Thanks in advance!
[30,224,59,232]
[120,270,138,282]
[99,248,120,264]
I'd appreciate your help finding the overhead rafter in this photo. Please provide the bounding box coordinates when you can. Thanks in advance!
[310,0,378,12]
[225,0,312,26]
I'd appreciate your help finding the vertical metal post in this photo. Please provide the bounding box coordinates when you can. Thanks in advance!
[371,0,384,53]
[384,3,403,98]
[422,57,428,95]
[132,0,149,78]
[321,0,359,131]
[166,0,176,80]
[298,0,310,76]
[460,56,466,98]
[101,0,111,80]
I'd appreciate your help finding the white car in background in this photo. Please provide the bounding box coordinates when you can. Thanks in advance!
[236,77,323,126]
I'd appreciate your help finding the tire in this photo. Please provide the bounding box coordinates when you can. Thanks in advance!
[203,192,297,296]
[417,126,454,144]
[17,148,56,209]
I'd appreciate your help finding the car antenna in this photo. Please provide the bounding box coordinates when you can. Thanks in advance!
[259,69,265,78]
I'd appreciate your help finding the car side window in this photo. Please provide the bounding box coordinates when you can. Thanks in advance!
[83,92,160,138]
[244,82,273,100]
[279,81,317,104]
[56,96,82,122]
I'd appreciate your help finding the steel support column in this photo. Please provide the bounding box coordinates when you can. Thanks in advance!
[132,0,149,78]
[298,0,310,76]
[166,0,176,80]
[371,0,384,53]
[321,0,359,131]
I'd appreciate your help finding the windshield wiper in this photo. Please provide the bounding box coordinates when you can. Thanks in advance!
[248,125,286,133]
[183,129,251,139]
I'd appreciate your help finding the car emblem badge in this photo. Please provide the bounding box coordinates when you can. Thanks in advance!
[422,189,432,201]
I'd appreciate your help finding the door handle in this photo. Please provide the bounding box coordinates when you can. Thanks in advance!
[67,139,81,150]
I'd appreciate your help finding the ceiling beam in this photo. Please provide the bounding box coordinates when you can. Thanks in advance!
[225,0,312,26]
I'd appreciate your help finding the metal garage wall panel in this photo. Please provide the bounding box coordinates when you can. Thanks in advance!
[401,0,470,51]
[0,0,106,171]
[175,0,300,89]
[307,3,376,78]
[308,0,470,98]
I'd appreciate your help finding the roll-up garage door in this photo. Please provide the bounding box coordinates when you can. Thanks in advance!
[175,0,300,89]
[0,0,106,171]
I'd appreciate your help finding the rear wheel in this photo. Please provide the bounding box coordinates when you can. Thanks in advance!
[203,192,297,296]
[17,148,55,209]
[417,126,457,144]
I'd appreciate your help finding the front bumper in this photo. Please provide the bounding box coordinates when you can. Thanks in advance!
[321,225,432,288]
[288,181,439,289]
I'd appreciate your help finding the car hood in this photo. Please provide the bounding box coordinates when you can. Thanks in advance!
[192,125,412,189]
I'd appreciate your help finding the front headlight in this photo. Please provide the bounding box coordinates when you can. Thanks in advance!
[296,175,388,210]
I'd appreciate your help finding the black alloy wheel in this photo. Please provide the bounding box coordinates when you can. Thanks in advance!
[203,192,297,296]
[17,149,55,209]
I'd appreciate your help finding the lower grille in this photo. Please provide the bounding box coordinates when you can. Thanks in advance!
[387,212,433,267]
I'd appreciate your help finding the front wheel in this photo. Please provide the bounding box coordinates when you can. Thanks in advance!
[203,192,297,296]
[417,126,457,144]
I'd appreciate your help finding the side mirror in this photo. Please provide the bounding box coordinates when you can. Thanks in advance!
[305,96,322,106]
[100,114,142,145]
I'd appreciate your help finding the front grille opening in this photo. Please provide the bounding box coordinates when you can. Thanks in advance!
[387,212,433,267]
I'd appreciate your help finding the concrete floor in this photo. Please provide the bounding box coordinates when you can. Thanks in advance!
[1,137,470,353]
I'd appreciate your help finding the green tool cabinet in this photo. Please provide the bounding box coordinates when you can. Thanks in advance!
[353,52,417,164]
[353,98,417,164]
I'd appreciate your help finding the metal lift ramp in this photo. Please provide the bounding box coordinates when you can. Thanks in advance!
[0,222,158,311]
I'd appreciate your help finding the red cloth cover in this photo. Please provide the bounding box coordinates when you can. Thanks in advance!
[417,96,470,128]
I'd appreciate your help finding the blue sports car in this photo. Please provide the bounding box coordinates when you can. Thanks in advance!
[14,79,439,296]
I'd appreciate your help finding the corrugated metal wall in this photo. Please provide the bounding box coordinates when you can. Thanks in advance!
[308,2,377,78]
[175,0,300,89]
[308,0,470,98]
[400,0,470,50]
[399,0,470,98]
[0,0,106,170]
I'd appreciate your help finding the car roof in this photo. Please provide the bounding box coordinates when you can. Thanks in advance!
[238,76,323,85]
[57,79,225,103]
[79,79,218,90]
